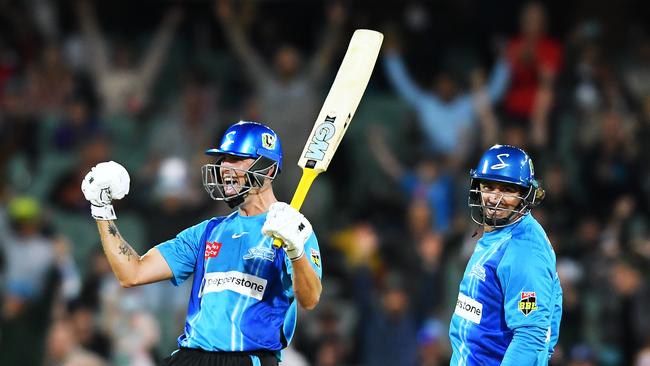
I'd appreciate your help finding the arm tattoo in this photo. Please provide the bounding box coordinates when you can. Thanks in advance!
[108,223,119,237]
[118,241,136,261]
[107,222,136,261]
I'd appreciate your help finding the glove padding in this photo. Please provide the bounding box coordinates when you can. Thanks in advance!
[262,202,313,261]
[81,161,130,220]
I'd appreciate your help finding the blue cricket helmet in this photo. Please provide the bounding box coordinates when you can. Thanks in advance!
[469,144,538,189]
[468,144,544,227]
[205,121,283,171]
[202,121,283,207]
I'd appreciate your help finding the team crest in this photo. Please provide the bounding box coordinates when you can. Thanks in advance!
[261,133,276,149]
[469,263,486,282]
[518,291,538,316]
[310,248,321,268]
[243,244,275,262]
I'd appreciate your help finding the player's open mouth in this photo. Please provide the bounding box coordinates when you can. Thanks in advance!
[485,207,500,217]
[222,176,241,195]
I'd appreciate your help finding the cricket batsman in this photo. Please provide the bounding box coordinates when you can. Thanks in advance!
[81,121,322,366]
[449,144,562,365]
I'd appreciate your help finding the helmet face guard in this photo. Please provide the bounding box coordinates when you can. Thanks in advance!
[468,179,537,228]
[202,155,278,208]
[202,121,283,207]
[468,144,544,228]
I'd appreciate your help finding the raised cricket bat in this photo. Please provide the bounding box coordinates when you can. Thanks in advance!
[273,29,383,248]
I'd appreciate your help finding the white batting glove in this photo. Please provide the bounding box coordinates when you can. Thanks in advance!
[262,202,313,261]
[81,161,130,220]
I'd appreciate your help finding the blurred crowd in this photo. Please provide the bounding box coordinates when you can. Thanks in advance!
[1,0,650,365]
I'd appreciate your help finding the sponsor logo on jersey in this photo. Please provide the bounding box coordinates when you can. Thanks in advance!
[455,293,483,324]
[205,242,223,259]
[469,263,486,282]
[518,291,538,316]
[243,245,275,262]
[310,248,321,268]
[232,232,248,239]
[200,271,267,300]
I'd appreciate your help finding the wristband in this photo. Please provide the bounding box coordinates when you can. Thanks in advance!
[91,204,117,220]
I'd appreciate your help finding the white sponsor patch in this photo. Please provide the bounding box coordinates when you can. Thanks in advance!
[200,271,267,300]
[455,293,483,324]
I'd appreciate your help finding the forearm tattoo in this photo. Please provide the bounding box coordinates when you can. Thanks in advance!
[107,222,136,261]
[118,242,136,261]
[108,223,119,237]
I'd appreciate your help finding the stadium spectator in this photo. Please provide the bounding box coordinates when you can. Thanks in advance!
[76,0,182,115]
[215,0,346,202]
[382,31,509,160]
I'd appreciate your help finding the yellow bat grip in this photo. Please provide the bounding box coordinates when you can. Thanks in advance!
[272,168,321,248]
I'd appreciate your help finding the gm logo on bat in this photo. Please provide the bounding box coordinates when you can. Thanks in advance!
[304,114,337,161]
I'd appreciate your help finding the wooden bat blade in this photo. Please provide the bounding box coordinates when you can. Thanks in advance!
[298,29,383,173]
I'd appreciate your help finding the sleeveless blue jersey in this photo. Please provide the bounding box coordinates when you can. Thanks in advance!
[449,214,562,365]
[156,210,322,354]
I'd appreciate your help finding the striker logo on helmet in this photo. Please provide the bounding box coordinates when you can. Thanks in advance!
[490,154,510,170]
[223,131,236,148]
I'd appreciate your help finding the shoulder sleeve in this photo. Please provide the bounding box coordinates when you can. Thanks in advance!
[548,273,563,354]
[500,326,550,365]
[497,236,558,364]
[155,219,211,286]
[497,237,555,332]
[284,233,322,279]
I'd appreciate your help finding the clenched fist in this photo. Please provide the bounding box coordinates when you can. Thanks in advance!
[81,161,130,220]
[262,202,313,261]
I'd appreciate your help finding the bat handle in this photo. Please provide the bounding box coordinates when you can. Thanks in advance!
[272,168,320,248]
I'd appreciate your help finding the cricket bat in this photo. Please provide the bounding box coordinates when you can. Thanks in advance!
[273,29,383,248]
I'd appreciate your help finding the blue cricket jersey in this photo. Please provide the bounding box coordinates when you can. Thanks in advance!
[155,210,322,354]
[449,213,562,365]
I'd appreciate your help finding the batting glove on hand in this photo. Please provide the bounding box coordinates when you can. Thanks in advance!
[81,161,130,220]
[262,202,313,261]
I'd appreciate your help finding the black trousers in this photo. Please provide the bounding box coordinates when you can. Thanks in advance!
[162,347,278,366]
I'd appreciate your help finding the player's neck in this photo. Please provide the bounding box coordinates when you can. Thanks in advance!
[238,185,278,216]
[483,213,526,232]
